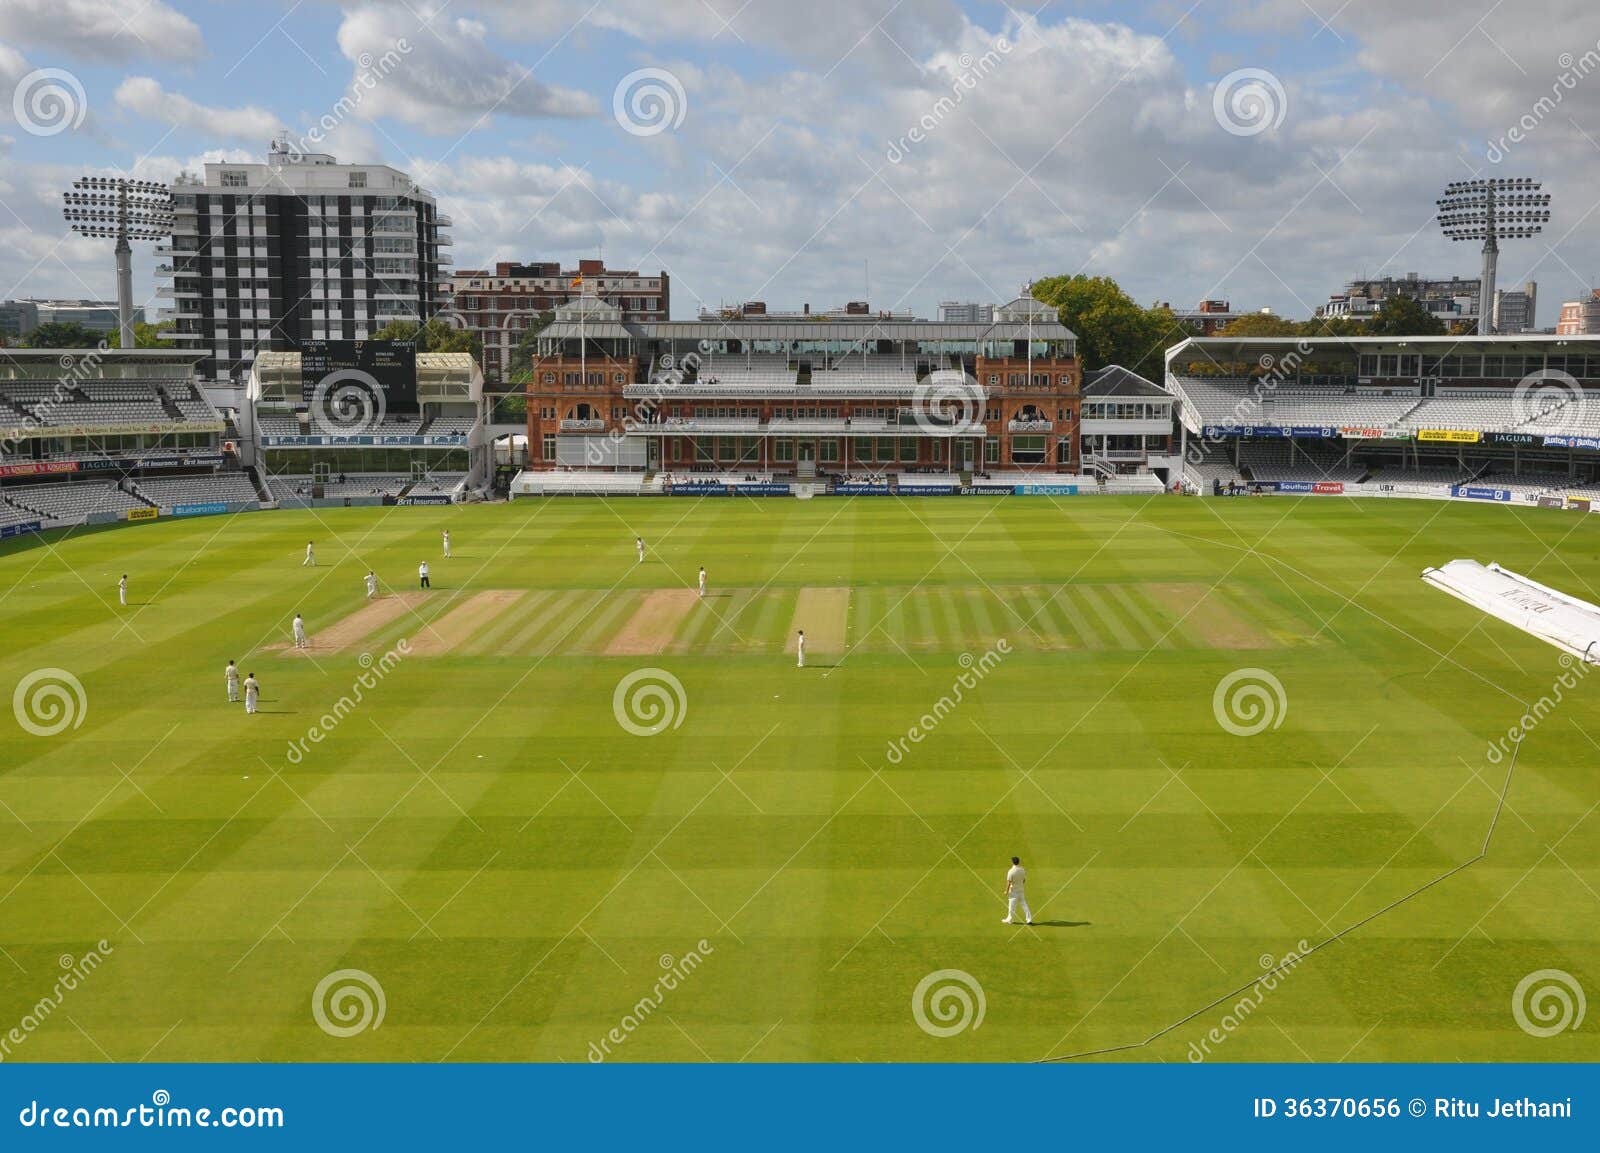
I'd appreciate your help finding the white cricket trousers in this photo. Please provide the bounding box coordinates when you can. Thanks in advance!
[1006,894,1032,922]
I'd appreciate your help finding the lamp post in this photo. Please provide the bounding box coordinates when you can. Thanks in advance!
[61,177,174,348]
[1436,178,1550,336]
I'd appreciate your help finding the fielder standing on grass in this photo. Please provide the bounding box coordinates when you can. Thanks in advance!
[796,629,805,668]
[698,566,707,598]
[419,560,431,589]
[1002,856,1033,925]
[118,574,127,606]
[292,612,307,650]
[442,529,451,559]
[636,536,645,563]
[243,672,260,715]
[225,659,240,703]
[303,540,316,567]
[365,571,378,599]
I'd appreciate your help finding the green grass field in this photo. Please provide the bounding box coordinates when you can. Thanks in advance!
[0,494,1596,1063]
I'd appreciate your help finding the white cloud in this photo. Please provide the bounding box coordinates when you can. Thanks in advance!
[335,4,597,135]
[114,77,281,143]
[0,0,203,62]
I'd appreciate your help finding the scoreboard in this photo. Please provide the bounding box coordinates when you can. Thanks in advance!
[301,340,418,412]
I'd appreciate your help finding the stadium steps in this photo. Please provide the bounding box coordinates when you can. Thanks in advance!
[155,388,185,422]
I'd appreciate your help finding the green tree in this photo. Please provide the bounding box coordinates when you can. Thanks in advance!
[1030,275,1181,379]
[107,321,177,349]
[1364,294,1447,336]
[23,321,103,349]
[505,311,555,384]
[1217,313,1301,338]
[370,316,483,357]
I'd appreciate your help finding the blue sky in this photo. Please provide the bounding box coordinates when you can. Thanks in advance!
[3,1,1598,323]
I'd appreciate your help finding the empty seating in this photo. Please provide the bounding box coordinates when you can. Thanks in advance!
[133,474,259,506]
[1,481,148,521]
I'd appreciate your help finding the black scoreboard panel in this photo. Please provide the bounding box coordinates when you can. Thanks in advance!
[301,340,418,412]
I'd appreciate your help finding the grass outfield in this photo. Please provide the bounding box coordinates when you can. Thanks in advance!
[0,494,1596,1063]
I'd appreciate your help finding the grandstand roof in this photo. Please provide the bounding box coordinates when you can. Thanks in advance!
[1084,365,1171,398]
[1168,333,1600,360]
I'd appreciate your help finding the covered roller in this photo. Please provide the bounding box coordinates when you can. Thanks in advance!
[1421,559,1600,665]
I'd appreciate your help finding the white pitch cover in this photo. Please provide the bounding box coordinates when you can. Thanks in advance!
[1421,559,1600,665]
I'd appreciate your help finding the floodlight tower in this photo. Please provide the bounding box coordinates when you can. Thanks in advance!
[1436,178,1550,335]
[61,177,175,348]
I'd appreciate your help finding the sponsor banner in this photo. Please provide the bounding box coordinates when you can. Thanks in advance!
[126,507,159,521]
[669,482,731,496]
[834,483,893,495]
[1273,481,1311,493]
[1483,431,1539,447]
[261,434,467,448]
[1313,481,1345,494]
[1569,497,1593,512]
[0,520,42,539]
[396,494,453,506]
[897,484,960,495]
[1014,484,1081,496]
[0,422,224,441]
[1452,485,1512,502]
[1338,426,1383,439]
[1538,495,1565,509]
[961,485,1012,495]
[1543,434,1600,451]
[1418,429,1481,443]
[0,460,79,478]
[733,484,792,496]
[173,502,228,517]
[1289,425,1338,439]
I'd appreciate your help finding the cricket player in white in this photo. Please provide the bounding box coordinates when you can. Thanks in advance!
[419,561,431,589]
[442,530,451,559]
[1002,856,1033,925]
[303,541,316,567]
[698,566,707,598]
[365,571,378,599]
[796,629,805,668]
[118,574,128,605]
[636,536,645,563]
[243,673,260,714]
[292,613,307,649]
[225,660,240,702]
